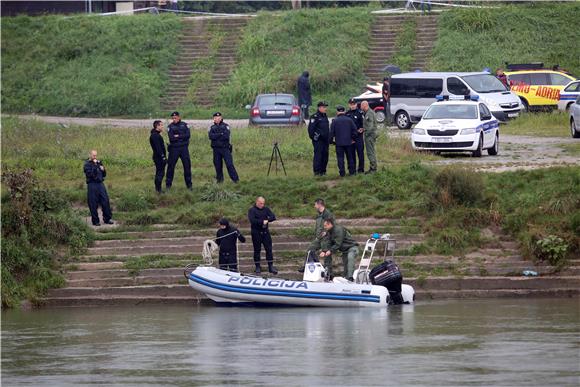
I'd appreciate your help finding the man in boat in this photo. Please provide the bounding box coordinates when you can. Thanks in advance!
[319,218,359,281]
[216,218,246,272]
[248,196,278,275]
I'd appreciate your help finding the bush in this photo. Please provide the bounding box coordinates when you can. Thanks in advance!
[433,167,484,207]
[200,184,240,202]
[116,190,154,212]
[534,235,568,266]
[1,169,92,307]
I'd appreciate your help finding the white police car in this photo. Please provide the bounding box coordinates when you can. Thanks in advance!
[411,95,499,157]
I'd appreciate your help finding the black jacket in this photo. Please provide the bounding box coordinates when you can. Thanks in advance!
[297,71,312,106]
[208,121,231,149]
[216,224,246,255]
[84,159,106,184]
[248,205,276,232]
[382,83,390,102]
[308,111,330,143]
[167,120,190,148]
[330,114,358,147]
[150,129,166,160]
[345,108,364,138]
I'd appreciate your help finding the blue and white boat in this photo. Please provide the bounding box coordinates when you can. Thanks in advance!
[185,266,414,307]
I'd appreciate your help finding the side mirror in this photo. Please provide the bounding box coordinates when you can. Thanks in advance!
[481,115,492,121]
[245,105,251,110]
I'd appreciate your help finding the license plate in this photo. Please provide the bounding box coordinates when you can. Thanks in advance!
[508,113,519,118]
[266,110,285,116]
[432,137,452,143]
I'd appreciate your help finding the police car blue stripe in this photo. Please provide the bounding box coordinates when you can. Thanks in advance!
[188,273,381,303]
[559,94,578,101]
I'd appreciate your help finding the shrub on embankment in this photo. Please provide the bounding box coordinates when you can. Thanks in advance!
[216,7,373,109]
[1,13,181,116]
[431,3,580,75]
[1,170,93,308]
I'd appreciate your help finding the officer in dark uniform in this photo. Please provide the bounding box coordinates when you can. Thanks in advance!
[297,71,312,121]
[345,98,365,173]
[208,112,239,183]
[330,105,358,177]
[149,120,166,193]
[382,77,392,125]
[166,111,192,190]
[83,150,113,226]
[248,196,278,275]
[308,101,330,176]
[216,217,246,272]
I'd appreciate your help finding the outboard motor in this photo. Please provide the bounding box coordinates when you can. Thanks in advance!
[369,260,404,305]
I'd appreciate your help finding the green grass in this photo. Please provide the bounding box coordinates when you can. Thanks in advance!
[501,112,571,137]
[430,3,580,75]
[215,7,372,110]
[1,13,181,117]
[390,17,417,72]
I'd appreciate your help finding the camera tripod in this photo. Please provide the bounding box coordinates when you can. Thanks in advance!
[267,142,287,176]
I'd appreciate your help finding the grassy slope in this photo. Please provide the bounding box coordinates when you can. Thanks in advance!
[1,14,181,117]
[431,3,580,75]
[2,118,578,263]
[218,7,372,109]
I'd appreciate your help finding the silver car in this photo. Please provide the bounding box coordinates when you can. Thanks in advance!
[570,95,580,138]
[247,93,301,126]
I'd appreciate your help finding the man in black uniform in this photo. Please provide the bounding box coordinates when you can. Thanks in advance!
[83,150,113,226]
[248,196,278,275]
[345,98,365,173]
[297,71,312,121]
[216,217,246,272]
[308,101,330,176]
[330,105,358,177]
[382,77,391,125]
[166,111,192,190]
[149,120,166,193]
[208,112,239,183]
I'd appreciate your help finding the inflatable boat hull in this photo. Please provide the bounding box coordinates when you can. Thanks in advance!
[187,267,414,307]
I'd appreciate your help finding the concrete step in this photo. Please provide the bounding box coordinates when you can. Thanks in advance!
[47,284,194,298]
[416,288,580,300]
[39,296,208,307]
[408,276,580,291]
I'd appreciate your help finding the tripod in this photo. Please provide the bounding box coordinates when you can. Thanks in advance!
[267,142,287,176]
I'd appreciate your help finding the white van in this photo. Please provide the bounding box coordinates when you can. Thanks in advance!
[390,72,522,129]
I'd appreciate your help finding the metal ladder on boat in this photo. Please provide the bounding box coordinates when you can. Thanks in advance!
[354,234,397,284]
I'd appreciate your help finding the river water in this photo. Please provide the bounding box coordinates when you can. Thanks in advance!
[2,298,579,386]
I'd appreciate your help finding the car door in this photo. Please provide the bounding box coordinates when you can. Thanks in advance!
[478,103,494,147]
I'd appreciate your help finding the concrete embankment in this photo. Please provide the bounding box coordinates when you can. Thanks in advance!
[39,218,580,307]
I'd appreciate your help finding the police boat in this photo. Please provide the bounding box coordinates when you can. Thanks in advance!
[184,233,414,307]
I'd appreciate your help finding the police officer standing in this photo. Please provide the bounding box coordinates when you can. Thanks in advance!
[308,101,330,176]
[248,196,278,275]
[208,112,239,183]
[382,77,392,125]
[361,101,378,174]
[149,120,166,194]
[216,217,246,272]
[166,111,192,190]
[83,150,113,226]
[345,98,365,174]
[330,105,357,177]
[297,71,312,121]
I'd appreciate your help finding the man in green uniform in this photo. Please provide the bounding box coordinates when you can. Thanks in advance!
[300,199,334,273]
[361,100,378,174]
[319,218,359,280]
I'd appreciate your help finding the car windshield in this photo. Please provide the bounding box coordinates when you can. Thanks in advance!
[258,95,294,106]
[461,74,507,93]
[423,104,478,120]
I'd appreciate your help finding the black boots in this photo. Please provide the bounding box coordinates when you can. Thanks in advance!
[268,262,278,275]
[255,264,261,274]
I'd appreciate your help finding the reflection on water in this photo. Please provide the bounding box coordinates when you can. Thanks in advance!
[2,299,579,386]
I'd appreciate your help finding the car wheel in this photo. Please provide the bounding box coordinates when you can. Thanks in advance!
[487,133,499,155]
[395,111,411,130]
[375,110,386,124]
[572,118,580,138]
[472,134,483,157]
[519,98,529,113]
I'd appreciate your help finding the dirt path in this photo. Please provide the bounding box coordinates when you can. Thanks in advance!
[11,114,580,171]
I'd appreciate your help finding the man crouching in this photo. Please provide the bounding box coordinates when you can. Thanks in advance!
[319,218,359,281]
